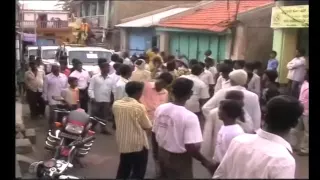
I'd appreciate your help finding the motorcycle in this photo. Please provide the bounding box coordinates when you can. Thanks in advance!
[45,105,106,167]
[29,136,96,179]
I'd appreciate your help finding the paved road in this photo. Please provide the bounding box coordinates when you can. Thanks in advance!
[21,103,309,179]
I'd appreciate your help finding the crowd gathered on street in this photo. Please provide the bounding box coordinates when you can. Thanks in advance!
[16,46,308,179]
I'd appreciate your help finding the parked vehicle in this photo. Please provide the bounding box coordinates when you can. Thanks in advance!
[45,108,106,166]
[29,136,95,179]
[55,43,113,76]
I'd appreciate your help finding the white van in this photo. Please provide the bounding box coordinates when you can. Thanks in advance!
[55,44,113,76]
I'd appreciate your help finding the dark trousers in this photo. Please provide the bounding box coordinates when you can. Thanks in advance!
[158,148,193,179]
[91,101,110,130]
[79,89,88,112]
[17,82,25,96]
[288,80,301,98]
[26,89,45,118]
[116,147,148,179]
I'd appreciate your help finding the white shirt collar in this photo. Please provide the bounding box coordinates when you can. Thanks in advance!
[256,129,293,153]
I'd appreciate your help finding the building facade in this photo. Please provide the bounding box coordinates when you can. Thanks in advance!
[73,0,199,50]
[271,1,309,84]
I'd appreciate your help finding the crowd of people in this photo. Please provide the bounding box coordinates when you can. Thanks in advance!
[16,46,308,179]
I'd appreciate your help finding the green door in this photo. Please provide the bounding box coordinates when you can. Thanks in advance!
[188,35,198,59]
[179,34,189,58]
[209,36,219,60]
[169,33,180,57]
[217,36,226,62]
[197,35,210,62]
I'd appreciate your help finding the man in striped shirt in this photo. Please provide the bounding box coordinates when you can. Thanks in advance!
[112,81,152,179]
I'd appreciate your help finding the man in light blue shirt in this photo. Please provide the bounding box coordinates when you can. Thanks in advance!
[267,51,278,71]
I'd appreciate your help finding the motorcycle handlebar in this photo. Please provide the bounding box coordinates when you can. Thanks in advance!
[68,136,95,147]
[89,116,107,126]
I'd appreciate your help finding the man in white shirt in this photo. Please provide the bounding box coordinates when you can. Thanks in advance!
[213,95,303,179]
[122,52,133,66]
[152,78,214,179]
[43,63,68,126]
[180,64,210,122]
[202,69,261,131]
[88,62,117,134]
[204,57,218,84]
[25,61,46,119]
[114,64,132,100]
[69,61,90,112]
[214,63,232,94]
[244,62,261,96]
[199,62,215,96]
[287,49,307,98]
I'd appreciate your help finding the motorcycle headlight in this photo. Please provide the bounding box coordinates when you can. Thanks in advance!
[65,123,84,134]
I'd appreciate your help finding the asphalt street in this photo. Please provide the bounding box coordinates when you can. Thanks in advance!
[21,103,309,179]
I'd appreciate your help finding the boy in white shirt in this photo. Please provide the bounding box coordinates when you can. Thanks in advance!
[199,62,215,96]
[213,99,245,166]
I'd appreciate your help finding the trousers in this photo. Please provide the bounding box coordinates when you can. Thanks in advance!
[116,147,148,179]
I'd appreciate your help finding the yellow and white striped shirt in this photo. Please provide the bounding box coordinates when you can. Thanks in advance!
[112,97,152,153]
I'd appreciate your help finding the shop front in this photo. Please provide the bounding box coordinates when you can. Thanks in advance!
[271,4,309,84]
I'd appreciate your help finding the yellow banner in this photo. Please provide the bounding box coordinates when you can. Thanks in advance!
[271,5,309,28]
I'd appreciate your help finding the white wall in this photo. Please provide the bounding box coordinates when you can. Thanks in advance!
[23,12,35,21]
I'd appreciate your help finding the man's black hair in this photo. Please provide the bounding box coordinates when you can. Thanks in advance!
[172,78,194,100]
[98,58,107,65]
[135,59,144,66]
[297,48,306,56]
[244,62,255,71]
[199,62,206,68]
[122,52,129,58]
[271,50,277,56]
[205,50,212,56]
[98,62,109,69]
[218,63,233,73]
[125,81,144,97]
[265,95,303,132]
[166,60,176,71]
[223,59,233,67]
[157,72,174,85]
[264,70,278,82]
[191,64,204,76]
[111,54,120,62]
[119,64,132,77]
[168,55,175,61]
[234,60,246,68]
[29,55,35,61]
[253,61,262,69]
[113,62,122,71]
[68,76,78,84]
[225,90,244,101]
[205,57,214,64]
[219,99,243,119]
[72,58,80,65]
[189,59,198,67]
[118,57,124,64]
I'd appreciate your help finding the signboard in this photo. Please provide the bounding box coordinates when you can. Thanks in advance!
[271,5,309,28]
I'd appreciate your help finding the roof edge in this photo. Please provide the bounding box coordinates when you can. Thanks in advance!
[159,0,215,24]
[119,4,195,24]
[237,2,275,20]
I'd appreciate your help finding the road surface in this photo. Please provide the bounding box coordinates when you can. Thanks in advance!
[21,103,309,179]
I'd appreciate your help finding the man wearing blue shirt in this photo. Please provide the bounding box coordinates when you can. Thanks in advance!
[267,51,278,71]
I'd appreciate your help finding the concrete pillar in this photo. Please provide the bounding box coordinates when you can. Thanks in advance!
[272,28,298,84]
[231,24,246,60]
[159,31,169,53]
[119,28,128,52]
